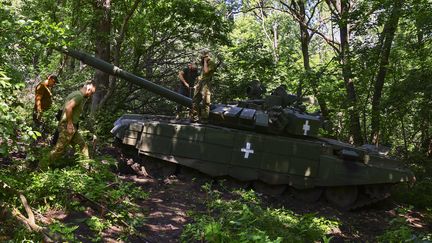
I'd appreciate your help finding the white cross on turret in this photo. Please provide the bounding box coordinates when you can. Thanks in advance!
[303,120,310,135]
[241,142,254,159]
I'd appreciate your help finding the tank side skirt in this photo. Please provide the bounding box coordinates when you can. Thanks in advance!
[134,120,321,187]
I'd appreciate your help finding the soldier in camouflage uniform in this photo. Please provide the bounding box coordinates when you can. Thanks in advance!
[44,81,96,167]
[190,49,217,122]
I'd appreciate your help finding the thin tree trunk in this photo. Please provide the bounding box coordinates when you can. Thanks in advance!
[91,0,111,113]
[296,0,330,119]
[99,0,141,109]
[338,0,362,144]
[297,0,308,98]
[370,0,402,144]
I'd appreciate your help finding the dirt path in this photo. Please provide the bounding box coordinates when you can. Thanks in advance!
[118,174,208,243]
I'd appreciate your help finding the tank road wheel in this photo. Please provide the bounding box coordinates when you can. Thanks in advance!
[161,163,178,177]
[325,186,358,209]
[252,181,287,196]
[140,156,177,178]
[364,184,391,199]
[292,188,323,202]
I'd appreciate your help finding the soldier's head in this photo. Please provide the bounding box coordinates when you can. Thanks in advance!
[81,80,96,97]
[188,62,198,71]
[200,48,211,64]
[47,74,58,88]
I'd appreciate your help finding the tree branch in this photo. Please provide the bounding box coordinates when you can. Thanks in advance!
[279,1,340,52]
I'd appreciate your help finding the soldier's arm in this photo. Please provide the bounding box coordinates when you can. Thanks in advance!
[203,58,214,75]
[178,70,189,87]
[203,58,209,74]
[35,95,43,112]
[64,99,76,132]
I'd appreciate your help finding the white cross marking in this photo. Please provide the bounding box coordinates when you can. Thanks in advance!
[241,142,254,159]
[303,120,310,135]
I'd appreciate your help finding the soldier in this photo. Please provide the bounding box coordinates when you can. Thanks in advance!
[44,81,96,168]
[190,49,216,122]
[246,80,266,100]
[33,74,58,128]
[176,61,198,118]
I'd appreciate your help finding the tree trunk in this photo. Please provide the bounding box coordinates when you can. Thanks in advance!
[338,0,362,144]
[296,0,330,119]
[370,0,402,144]
[296,0,308,98]
[91,0,111,113]
[98,0,141,109]
[291,0,331,120]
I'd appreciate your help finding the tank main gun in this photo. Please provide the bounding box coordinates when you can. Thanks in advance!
[58,48,192,108]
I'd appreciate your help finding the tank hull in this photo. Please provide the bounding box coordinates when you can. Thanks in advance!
[112,114,414,191]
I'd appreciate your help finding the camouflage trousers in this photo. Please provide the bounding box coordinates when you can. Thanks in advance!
[190,82,211,121]
[48,122,89,163]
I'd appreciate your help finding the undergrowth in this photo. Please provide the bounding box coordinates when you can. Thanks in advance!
[181,183,340,243]
[376,206,432,242]
[0,154,149,241]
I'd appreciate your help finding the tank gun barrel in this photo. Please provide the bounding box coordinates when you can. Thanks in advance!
[60,48,192,107]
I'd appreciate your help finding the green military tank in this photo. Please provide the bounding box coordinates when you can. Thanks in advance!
[62,48,415,209]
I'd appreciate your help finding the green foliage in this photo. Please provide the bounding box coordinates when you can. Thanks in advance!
[377,206,432,242]
[215,10,302,103]
[86,216,111,234]
[0,69,36,156]
[393,178,432,209]
[392,155,432,209]
[0,154,148,240]
[48,221,79,242]
[181,185,339,243]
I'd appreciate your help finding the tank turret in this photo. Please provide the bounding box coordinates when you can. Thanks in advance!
[210,83,322,137]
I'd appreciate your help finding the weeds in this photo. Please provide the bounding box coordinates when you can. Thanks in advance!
[376,206,432,242]
[181,183,340,243]
[0,154,149,241]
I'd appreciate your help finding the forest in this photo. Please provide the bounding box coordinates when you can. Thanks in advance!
[0,0,431,242]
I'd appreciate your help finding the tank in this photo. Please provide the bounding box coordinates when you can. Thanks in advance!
[61,48,415,209]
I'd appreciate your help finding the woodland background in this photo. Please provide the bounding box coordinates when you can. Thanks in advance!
[0,0,431,241]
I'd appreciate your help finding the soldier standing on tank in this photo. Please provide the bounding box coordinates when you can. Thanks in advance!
[176,61,198,119]
[42,81,96,169]
[33,74,58,132]
[190,49,216,122]
[246,80,266,100]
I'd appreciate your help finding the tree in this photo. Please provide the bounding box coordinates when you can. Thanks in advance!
[91,0,112,112]
[280,0,331,120]
[370,0,403,145]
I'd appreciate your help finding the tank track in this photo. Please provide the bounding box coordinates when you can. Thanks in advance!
[349,187,391,210]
